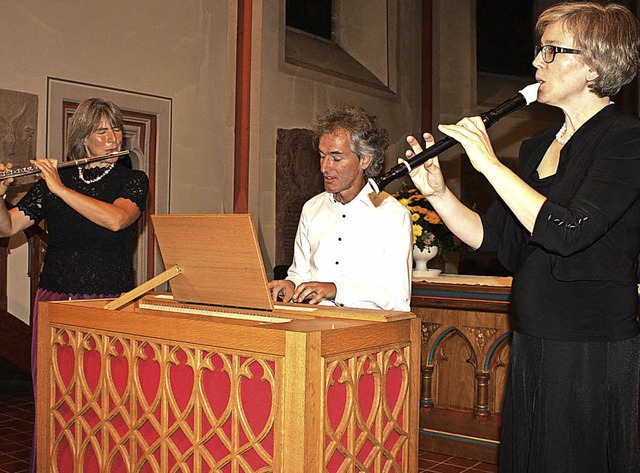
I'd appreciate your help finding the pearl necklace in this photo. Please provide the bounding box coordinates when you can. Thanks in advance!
[78,163,115,184]
[555,123,572,145]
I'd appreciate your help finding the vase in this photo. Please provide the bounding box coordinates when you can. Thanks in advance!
[412,246,441,277]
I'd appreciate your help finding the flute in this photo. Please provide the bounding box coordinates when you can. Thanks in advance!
[0,150,130,181]
[369,83,540,193]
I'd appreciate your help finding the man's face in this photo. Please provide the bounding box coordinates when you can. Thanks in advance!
[318,128,371,204]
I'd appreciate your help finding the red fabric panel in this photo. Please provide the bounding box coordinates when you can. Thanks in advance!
[51,336,275,472]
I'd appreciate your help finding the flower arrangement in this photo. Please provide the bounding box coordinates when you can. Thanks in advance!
[392,183,457,254]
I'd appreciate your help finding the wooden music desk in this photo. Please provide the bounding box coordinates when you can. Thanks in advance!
[36,296,420,472]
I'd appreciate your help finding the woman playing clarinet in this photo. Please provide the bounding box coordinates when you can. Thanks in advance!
[406,3,639,471]
[0,97,148,473]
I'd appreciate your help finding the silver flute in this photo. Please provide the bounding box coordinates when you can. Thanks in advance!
[0,150,130,181]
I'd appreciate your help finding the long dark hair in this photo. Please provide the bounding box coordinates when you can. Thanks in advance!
[66,98,125,161]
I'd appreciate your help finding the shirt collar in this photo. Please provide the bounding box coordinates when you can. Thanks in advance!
[327,181,376,207]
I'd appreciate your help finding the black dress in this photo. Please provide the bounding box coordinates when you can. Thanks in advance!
[17,162,149,295]
[479,106,640,472]
[504,173,640,472]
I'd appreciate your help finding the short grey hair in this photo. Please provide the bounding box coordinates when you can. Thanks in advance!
[536,2,640,97]
[312,103,389,179]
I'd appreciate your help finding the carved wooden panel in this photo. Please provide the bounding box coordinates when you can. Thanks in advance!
[430,330,476,410]
[411,279,512,463]
[39,300,420,472]
[420,319,511,416]
[324,345,413,471]
[50,327,277,472]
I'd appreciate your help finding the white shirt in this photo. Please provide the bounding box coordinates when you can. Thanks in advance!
[287,182,413,311]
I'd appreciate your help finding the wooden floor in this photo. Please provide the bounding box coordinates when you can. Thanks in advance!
[0,361,498,473]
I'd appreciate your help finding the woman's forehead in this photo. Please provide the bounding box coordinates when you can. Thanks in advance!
[541,21,574,46]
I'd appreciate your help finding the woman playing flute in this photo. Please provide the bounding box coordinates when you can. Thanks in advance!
[0,97,149,473]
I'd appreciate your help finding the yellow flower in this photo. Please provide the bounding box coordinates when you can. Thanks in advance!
[392,183,456,254]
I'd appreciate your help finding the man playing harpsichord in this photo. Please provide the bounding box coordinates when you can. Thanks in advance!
[269,104,412,311]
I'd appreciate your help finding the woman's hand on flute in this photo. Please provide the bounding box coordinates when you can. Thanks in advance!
[405,130,486,250]
[437,116,499,176]
[0,162,14,198]
[404,132,446,198]
[31,158,66,197]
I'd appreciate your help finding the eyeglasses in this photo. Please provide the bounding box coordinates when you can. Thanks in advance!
[535,44,581,63]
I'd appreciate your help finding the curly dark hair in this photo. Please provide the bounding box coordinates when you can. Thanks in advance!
[312,103,389,179]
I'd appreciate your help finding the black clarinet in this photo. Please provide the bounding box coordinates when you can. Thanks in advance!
[369,83,540,193]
